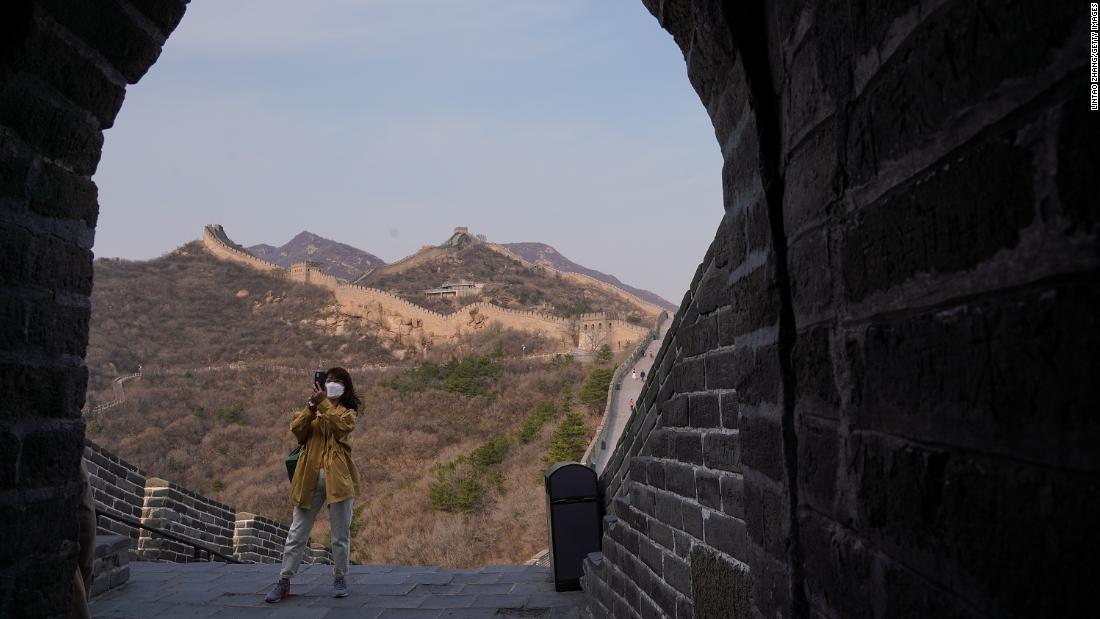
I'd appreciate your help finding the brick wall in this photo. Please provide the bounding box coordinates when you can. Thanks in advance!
[84,441,147,554]
[583,1,1096,618]
[0,0,187,615]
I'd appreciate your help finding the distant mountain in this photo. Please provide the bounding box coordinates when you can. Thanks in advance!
[248,231,385,281]
[502,242,677,312]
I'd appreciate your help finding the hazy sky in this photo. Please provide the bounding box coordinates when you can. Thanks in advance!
[93,0,723,305]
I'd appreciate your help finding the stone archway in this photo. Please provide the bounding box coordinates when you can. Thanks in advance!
[0,1,1094,617]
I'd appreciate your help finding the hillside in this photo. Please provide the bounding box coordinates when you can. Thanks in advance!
[359,233,656,320]
[248,231,385,281]
[502,242,677,312]
[87,241,404,392]
[85,242,618,566]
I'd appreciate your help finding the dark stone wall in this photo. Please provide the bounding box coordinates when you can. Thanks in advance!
[0,0,1095,617]
[0,1,187,616]
[585,0,1097,618]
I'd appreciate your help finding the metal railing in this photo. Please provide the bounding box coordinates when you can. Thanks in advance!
[95,509,242,564]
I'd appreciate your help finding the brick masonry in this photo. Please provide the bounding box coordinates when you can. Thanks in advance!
[0,0,1095,617]
[83,441,331,566]
[584,0,1097,618]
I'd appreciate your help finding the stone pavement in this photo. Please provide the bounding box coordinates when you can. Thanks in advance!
[91,561,584,618]
[591,320,671,473]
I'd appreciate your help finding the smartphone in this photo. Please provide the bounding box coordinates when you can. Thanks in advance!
[313,370,326,389]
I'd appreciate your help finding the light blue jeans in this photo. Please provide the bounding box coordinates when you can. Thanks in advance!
[279,469,354,578]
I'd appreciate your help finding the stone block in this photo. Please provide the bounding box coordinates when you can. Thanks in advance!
[842,135,1035,303]
[719,390,740,429]
[664,460,696,499]
[0,224,95,296]
[18,421,83,487]
[0,77,103,174]
[717,264,781,344]
[680,312,718,358]
[681,502,703,539]
[787,229,835,327]
[696,468,721,510]
[720,472,746,520]
[654,491,684,530]
[704,345,781,405]
[688,392,720,428]
[743,478,787,561]
[845,0,1076,187]
[702,430,740,473]
[37,0,166,84]
[661,395,689,427]
[672,430,703,465]
[690,545,751,619]
[851,282,1099,469]
[798,416,838,514]
[739,412,785,483]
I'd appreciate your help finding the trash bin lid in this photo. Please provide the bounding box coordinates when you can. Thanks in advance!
[545,462,597,498]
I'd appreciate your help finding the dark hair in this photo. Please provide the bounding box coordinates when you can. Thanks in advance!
[326,367,361,411]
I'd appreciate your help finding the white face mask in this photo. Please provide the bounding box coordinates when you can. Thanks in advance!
[325,382,345,398]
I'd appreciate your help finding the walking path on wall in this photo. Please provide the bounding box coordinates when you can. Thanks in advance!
[590,320,671,474]
[90,561,582,618]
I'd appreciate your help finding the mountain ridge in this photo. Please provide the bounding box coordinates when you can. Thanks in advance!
[248,231,385,281]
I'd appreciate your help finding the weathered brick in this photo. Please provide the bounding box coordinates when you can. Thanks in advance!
[27,159,99,227]
[705,345,781,404]
[851,283,1100,469]
[681,501,703,539]
[717,264,781,343]
[20,421,83,487]
[703,511,749,560]
[0,75,103,174]
[691,544,751,619]
[680,312,718,357]
[688,392,720,428]
[720,472,745,519]
[672,430,703,465]
[799,511,877,618]
[654,491,684,530]
[783,119,840,234]
[842,135,1035,303]
[664,460,696,499]
[661,394,688,428]
[37,0,165,84]
[0,362,87,420]
[788,229,834,326]
[0,225,94,295]
[719,390,740,429]
[664,550,692,597]
[740,414,784,483]
[798,417,838,514]
[702,431,740,473]
[852,432,1098,617]
[129,0,189,37]
[846,0,1076,186]
[744,480,787,561]
[696,469,721,510]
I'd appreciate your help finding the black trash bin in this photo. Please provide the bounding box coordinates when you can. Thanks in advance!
[544,462,602,591]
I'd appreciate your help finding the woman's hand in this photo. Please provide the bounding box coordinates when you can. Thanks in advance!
[308,384,326,408]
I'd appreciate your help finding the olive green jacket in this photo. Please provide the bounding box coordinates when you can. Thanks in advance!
[289,398,361,507]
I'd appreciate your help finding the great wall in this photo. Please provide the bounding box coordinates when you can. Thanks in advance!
[203,224,655,353]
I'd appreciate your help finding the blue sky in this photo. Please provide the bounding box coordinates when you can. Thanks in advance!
[93,0,723,305]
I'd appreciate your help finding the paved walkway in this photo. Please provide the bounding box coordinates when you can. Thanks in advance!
[591,320,671,473]
[91,562,584,618]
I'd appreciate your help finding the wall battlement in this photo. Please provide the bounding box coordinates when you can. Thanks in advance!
[201,225,649,350]
[85,441,330,565]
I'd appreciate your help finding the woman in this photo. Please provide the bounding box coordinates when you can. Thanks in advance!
[265,367,362,602]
